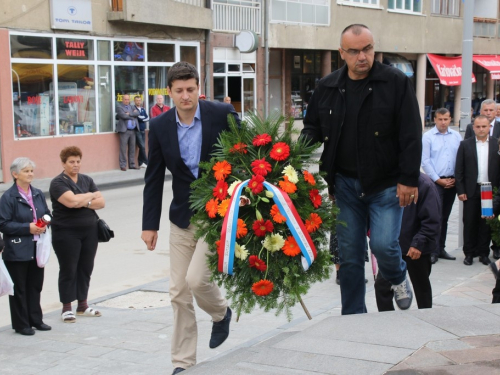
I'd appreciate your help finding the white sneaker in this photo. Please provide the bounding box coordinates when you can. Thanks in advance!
[140,163,147,168]
[391,277,413,310]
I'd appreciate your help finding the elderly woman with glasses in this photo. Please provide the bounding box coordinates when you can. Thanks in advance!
[0,157,52,336]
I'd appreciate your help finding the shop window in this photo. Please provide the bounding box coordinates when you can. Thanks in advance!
[114,66,145,124]
[271,0,329,25]
[431,0,459,16]
[97,41,111,61]
[148,43,175,62]
[388,0,421,13]
[214,63,226,73]
[243,63,255,72]
[213,76,226,102]
[180,46,197,67]
[57,65,96,135]
[228,64,240,72]
[148,66,172,113]
[114,41,144,62]
[56,38,94,60]
[12,63,55,138]
[10,35,52,59]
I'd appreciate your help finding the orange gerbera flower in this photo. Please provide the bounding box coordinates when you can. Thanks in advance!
[303,170,316,185]
[279,176,297,194]
[230,142,248,154]
[213,161,232,181]
[309,189,322,209]
[205,198,219,218]
[218,198,230,217]
[270,204,287,223]
[236,218,248,239]
[252,279,274,296]
[282,236,301,256]
[270,142,290,161]
[305,212,322,233]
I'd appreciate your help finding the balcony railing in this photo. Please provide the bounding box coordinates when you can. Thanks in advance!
[212,0,261,34]
[175,0,206,6]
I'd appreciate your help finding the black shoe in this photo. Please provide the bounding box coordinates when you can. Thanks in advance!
[480,256,491,265]
[15,328,35,336]
[33,323,52,331]
[431,254,438,264]
[209,307,231,349]
[463,255,473,266]
[494,250,500,260]
[335,273,340,285]
[439,250,456,260]
[172,368,185,375]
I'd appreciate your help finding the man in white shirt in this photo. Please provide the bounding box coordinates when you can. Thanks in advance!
[465,99,500,139]
[455,115,500,266]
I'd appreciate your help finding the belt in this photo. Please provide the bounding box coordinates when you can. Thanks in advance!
[439,176,454,179]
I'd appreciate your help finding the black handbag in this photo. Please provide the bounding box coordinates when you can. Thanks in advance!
[97,216,114,242]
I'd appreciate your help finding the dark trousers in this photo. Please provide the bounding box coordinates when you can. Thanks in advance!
[493,277,500,303]
[4,246,45,330]
[375,254,433,311]
[119,129,136,169]
[52,224,98,304]
[434,184,456,255]
[463,185,491,257]
[136,130,148,166]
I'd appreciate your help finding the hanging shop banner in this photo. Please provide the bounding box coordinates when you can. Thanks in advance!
[473,55,500,80]
[427,54,476,86]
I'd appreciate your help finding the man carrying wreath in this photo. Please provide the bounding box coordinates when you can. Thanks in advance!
[301,24,422,314]
[141,62,240,374]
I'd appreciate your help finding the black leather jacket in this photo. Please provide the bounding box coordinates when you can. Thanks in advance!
[301,61,422,195]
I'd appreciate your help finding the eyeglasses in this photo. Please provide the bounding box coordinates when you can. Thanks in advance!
[340,45,374,57]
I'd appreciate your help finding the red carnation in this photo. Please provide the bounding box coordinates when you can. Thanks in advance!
[213,180,228,200]
[270,142,290,161]
[252,219,274,237]
[251,158,272,176]
[248,174,265,194]
[249,255,267,271]
[309,189,322,209]
[252,133,272,147]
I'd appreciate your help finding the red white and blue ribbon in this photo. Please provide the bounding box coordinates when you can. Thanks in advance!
[481,182,493,217]
[218,179,317,274]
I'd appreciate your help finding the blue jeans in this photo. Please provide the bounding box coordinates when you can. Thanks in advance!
[136,130,148,166]
[335,174,406,315]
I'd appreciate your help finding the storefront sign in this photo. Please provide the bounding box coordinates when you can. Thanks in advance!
[473,55,500,80]
[427,54,476,86]
[50,0,92,32]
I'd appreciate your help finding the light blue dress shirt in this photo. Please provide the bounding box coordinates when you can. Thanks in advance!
[421,126,463,182]
[176,105,202,178]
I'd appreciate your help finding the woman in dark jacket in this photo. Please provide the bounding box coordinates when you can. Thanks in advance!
[50,146,105,323]
[0,157,51,335]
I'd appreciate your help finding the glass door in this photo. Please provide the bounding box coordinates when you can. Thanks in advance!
[243,77,255,116]
[98,66,113,132]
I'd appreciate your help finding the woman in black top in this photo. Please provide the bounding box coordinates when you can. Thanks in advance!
[0,157,51,335]
[49,146,105,323]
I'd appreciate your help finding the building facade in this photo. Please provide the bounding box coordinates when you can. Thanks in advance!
[1,0,500,181]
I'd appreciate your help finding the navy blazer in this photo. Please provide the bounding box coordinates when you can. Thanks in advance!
[464,121,500,140]
[455,136,500,198]
[0,183,51,261]
[142,100,240,230]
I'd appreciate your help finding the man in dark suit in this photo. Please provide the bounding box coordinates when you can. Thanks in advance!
[115,94,139,171]
[141,62,239,375]
[464,99,500,140]
[456,115,500,266]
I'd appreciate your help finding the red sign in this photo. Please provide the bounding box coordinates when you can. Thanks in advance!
[473,55,500,80]
[427,54,476,86]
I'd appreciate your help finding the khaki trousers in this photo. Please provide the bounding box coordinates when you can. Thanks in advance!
[169,223,228,369]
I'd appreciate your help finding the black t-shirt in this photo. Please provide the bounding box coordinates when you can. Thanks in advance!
[335,76,369,178]
[49,173,98,229]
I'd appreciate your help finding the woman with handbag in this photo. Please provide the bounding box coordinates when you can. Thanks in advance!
[49,146,105,323]
[0,157,51,335]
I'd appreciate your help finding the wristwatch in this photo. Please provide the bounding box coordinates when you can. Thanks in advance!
[87,201,92,208]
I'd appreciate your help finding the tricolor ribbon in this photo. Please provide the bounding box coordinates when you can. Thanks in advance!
[218,179,317,275]
[481,182,493,217]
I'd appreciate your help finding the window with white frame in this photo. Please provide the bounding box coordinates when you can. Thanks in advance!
[474,20,496,37]
[337,0,379,7]
[271,0,329,26]
[431,0,459,16]
[388,0,422,13]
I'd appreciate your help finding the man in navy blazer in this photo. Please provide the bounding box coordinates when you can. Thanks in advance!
[141,62,239,375]
[456,115,500,266]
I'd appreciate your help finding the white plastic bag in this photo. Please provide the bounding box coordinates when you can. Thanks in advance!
[0,259,14,297]
[36,227,52,268]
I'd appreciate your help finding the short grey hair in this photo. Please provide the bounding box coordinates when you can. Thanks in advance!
[10,157,36,179]
[481,99,496,110]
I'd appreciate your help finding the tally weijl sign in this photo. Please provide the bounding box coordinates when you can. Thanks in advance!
[50,0,93,32]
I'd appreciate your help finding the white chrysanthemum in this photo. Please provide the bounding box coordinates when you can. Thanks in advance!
[282,165,299,184]
[235,243,249,260]
[263,233,285,252]
[227,180,240,196]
